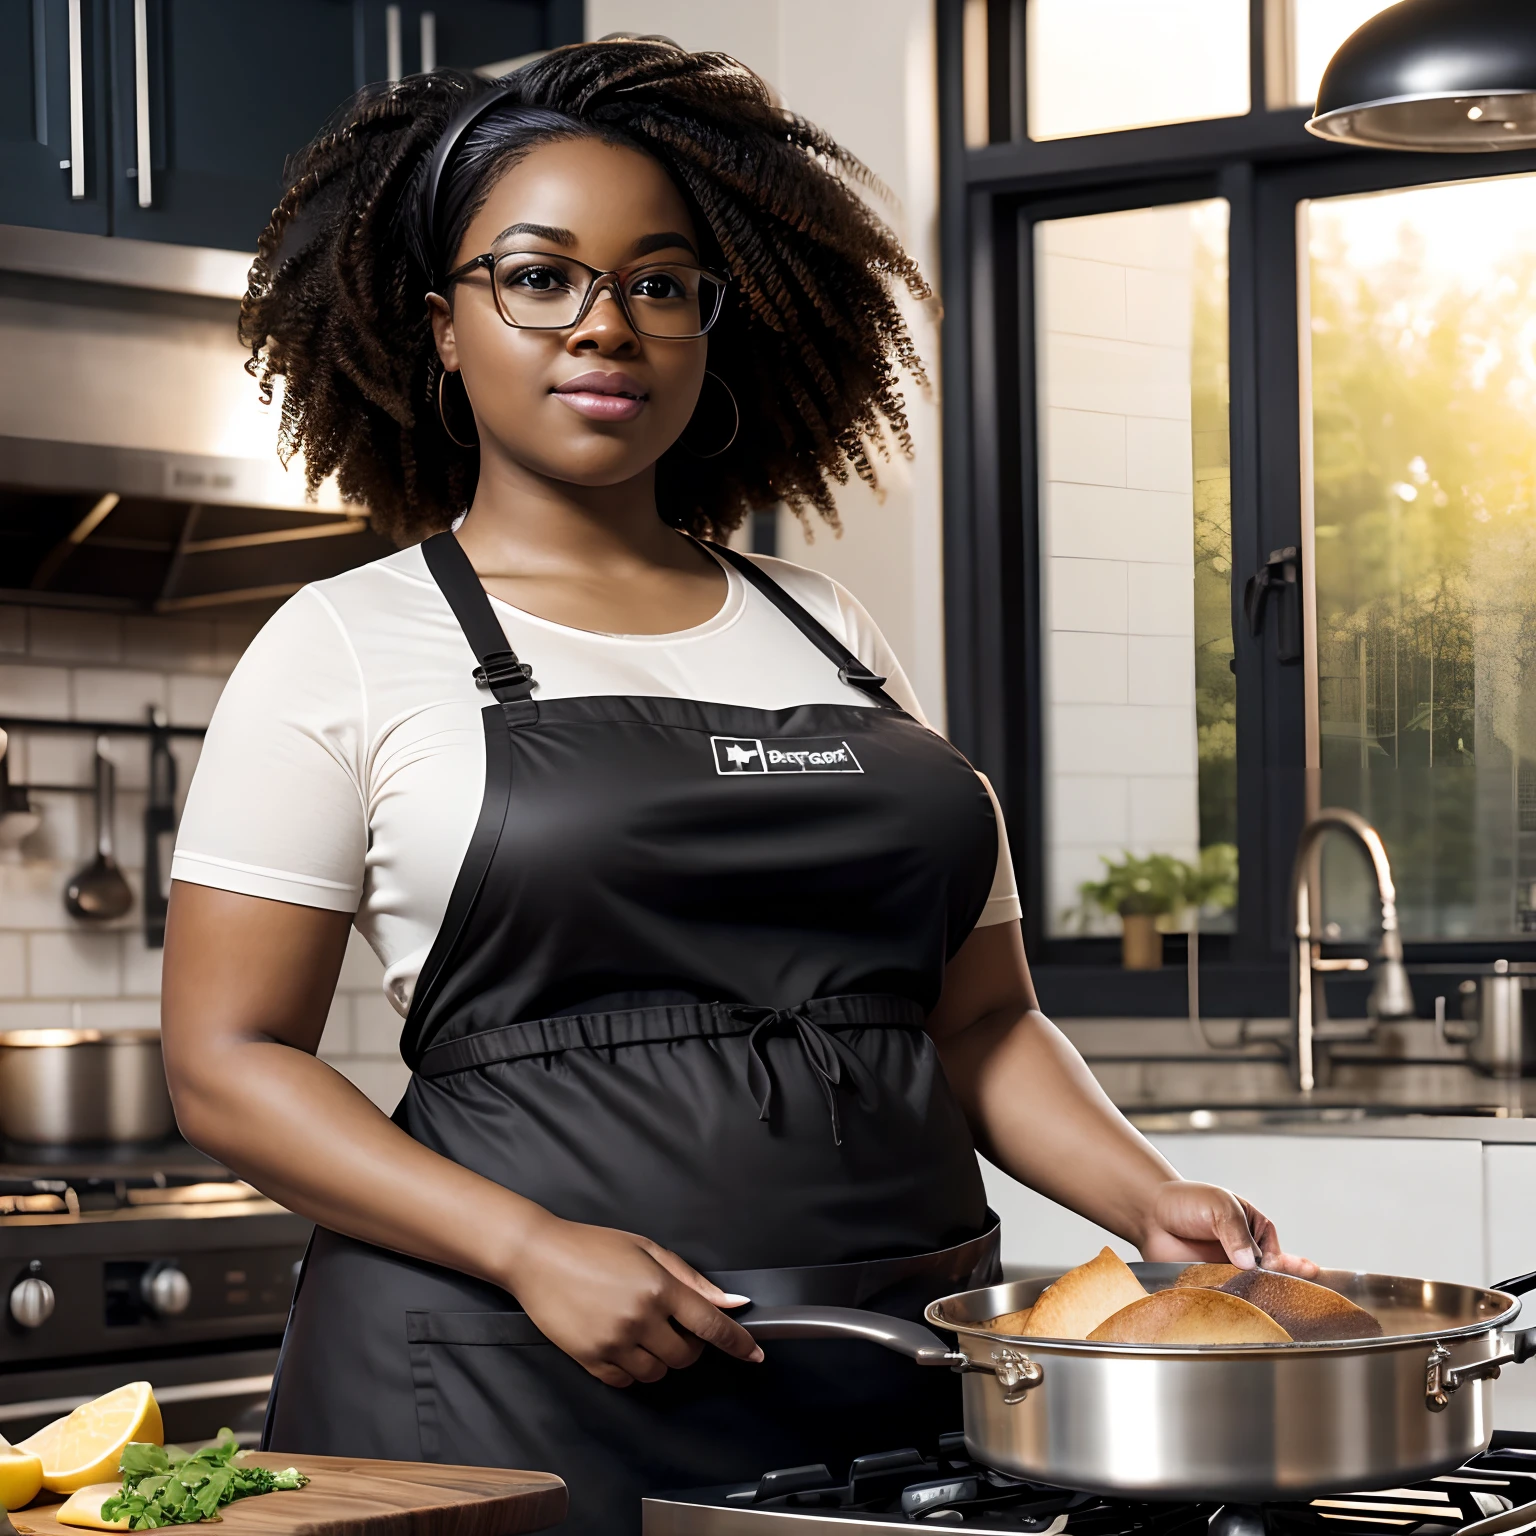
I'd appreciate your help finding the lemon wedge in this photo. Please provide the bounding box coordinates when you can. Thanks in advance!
[0,1447,43,1510]
[55,1484,129,1530]
[19,1383,162,1494]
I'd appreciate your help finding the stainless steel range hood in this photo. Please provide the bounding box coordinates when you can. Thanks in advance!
[0,225,392,613]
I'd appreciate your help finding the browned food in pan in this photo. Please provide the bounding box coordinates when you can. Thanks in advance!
[1009,1247,1147,1340]
[988,1307,1032,1335]
[1175,1264,1383,1342]
[1087,1287,1293,1345]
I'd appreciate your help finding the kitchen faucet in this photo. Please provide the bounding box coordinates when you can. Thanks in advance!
[1290,808,1416,1093]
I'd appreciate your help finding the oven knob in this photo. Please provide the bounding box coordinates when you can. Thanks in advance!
[10,1276,54,1329]
[142,1264,191,1317]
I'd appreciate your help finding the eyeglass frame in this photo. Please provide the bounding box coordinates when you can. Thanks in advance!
[438,250,729,339]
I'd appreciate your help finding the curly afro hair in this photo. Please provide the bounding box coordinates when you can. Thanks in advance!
[238,37,931,545]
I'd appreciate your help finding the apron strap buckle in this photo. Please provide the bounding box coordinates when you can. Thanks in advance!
[473,651,535,695]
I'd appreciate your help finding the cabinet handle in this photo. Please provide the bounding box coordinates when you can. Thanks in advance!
[132,0,151,208]
[66,0,85,200]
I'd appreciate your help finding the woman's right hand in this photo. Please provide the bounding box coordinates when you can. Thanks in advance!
[506,1214,765,1387]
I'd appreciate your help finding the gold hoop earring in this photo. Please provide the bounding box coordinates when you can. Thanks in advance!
[681,370,739,460]
[436,367,478,449]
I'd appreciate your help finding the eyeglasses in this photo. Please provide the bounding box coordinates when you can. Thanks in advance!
[441,250,728,339]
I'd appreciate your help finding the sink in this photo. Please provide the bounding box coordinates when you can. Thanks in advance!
[1125,1103,1510,1133]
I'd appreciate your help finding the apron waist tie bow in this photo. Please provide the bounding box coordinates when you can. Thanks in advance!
[735,1004,853,1146]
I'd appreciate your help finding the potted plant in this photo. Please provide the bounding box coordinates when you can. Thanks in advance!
[1074,852,1192,970]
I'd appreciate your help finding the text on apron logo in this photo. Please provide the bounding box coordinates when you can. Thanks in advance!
[711,736,864,775]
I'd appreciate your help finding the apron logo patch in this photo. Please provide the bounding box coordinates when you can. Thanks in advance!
[711,736,864,775]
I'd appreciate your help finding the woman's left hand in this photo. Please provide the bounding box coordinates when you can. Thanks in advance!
[1139,1180,1318,1276]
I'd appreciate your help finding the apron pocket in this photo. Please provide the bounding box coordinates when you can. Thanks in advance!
[406,1310,556,1464]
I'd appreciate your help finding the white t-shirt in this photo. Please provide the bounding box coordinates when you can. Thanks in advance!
[172,544,1022,1018]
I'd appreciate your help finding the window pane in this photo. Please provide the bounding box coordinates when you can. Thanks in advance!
[1027,0,1249,141]
[1285,0,1400,107]
[1306,175,1536,940]
[1037,201,1236,939]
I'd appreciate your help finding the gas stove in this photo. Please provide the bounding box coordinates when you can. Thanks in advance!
[643,1435,1536,1534]
[0,1140,309,1445]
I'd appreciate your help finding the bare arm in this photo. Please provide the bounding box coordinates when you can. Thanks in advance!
[160,882,761,1385]
[928,920,1316,1274]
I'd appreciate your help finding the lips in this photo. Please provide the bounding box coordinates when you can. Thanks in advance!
[552,371,649,423]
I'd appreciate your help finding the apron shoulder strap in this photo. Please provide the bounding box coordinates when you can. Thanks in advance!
[420,532,536,706]
[705,542,898,707]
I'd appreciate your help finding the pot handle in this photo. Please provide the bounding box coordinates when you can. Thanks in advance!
[1493,1270,1536,1297]
[739,1305,967,1367]
[1427,1331,1536,1410]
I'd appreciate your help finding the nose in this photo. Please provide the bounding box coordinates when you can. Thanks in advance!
[566,284,640,358]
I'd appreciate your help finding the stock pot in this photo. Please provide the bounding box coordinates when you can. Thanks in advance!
[0,1029,174,1144]
[742,1263,1536,1501]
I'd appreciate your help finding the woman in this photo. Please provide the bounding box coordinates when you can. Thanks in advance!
[162,39,1311,1536]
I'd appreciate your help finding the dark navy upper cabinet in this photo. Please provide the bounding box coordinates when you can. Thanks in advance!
[107,0,358,251]
[0,0,112,235]
[1,1,584,253]
[353,1,580,90]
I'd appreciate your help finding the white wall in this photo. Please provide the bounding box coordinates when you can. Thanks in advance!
[1036,207,1202,931]
[586,0,948,724]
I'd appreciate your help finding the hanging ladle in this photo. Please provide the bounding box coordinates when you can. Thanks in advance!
[65,738,133,922]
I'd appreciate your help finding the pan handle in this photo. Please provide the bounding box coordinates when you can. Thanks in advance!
[738,1306,967,1367]
[1426,1330,1536,1410]
[1493,1270,1536,1297]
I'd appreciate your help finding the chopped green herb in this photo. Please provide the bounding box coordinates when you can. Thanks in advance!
[102,1431,307,1529]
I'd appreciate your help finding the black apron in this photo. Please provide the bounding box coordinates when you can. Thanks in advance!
[265,533,1003,1533]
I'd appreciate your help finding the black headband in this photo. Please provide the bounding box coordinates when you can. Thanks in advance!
[420,81,518,285]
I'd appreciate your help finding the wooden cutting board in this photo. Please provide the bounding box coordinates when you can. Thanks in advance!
[9,1454,567,1536]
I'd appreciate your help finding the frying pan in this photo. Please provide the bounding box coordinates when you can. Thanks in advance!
[741,1263,1536,1501]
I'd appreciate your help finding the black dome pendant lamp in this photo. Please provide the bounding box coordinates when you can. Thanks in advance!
[1307,0,1536,152]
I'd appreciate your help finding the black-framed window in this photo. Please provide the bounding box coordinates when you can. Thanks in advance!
[937,0,1536,1017]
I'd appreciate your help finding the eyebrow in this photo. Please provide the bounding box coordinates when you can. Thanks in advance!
[488,224,699,261]
[491,221,577,247]
[629,230,699,260]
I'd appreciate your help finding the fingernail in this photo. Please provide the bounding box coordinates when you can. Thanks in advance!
[719,1292,751,1306]
[748,1346,764,1363]
[1231,1247,1257,1270]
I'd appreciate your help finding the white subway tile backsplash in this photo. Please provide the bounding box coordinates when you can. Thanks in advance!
[0,1001,73,1030]
[335,1057,410,1113]
[338,929,385,990]
[317,996,353,1060]
[1129,774,1201,852]
[1048,844,1121,934]
[71,669,167,724]
[1048,482,1192,565]
[123,617,221,673]
[77,999,161,1032]
[352,992,402,1056]
[1128,562,1196,636]
[1043,332,1191,420]
[167,674,225,728]
[0,860,77,929]
[1048,558,1128,634]
[1045,410,1125,488]
[1050,631,1127,705]
[1041,255,1125,340]
[1128,635,1195,705]
[29,930,122,997]
[121,935,163,997]
[1125,266,1192,348]
[1124,706,1199,777]
[25,731,93,788]
[1126,416,1194,494]
[0,665,70,719]
[1050,704,1138,776]
[0,933,24,997]
[1050,774,1130,849]
[29,610,123,664]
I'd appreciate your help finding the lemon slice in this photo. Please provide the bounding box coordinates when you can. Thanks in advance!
[55,1484,128,1530]
[0,1447,43,1510]
[19,1383,162,1494]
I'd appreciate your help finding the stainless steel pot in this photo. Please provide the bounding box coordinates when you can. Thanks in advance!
[0,1029,175,1144]
[742,1262,1536,1501]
